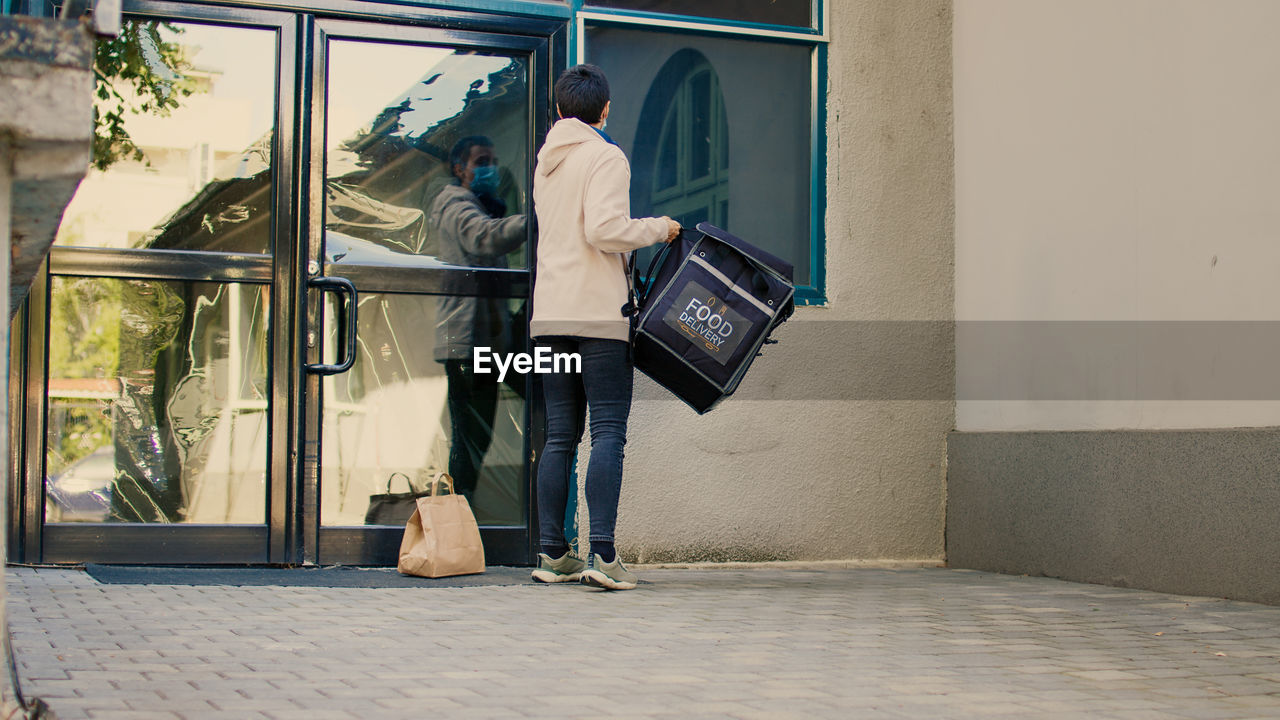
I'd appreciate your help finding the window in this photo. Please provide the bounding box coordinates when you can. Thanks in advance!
[56,21,277,253]
[640,50,729,229]
[584,0,814,30]
[584,23,821,295]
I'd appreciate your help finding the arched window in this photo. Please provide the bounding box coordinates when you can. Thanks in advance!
[633,49,729,229]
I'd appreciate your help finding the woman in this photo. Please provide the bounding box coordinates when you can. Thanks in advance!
[529,64,680,590]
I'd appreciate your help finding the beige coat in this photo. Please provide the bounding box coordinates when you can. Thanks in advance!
[530,118,669,342]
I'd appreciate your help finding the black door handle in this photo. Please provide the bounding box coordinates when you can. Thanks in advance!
[306,276,358,376]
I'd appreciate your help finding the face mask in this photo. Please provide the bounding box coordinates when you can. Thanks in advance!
[470,165,499,195]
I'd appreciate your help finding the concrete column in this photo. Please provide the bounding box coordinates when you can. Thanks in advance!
[0,14,95,715]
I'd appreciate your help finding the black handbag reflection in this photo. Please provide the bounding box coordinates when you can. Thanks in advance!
[364,472,432,526]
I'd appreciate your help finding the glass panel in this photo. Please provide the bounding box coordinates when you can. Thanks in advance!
[56,21,276,253]
[656,102,680,192]
[689,70,713,181]
[45,278,269,524]
[324,42,531,270]
[587,27,812,285]
[320,293,526,527]
[585,0,813,29]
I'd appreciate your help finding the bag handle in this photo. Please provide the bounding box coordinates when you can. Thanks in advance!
[622,229,681,317]
[427,472,455,496]
[640,238,676,307]
[622,253,638,319]
[384,472,413,494]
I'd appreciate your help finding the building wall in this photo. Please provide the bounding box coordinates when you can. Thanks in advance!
[948,428,1280,605]
[954,0,1280,432]
[950,0,1280,603]
[612,0,955,563]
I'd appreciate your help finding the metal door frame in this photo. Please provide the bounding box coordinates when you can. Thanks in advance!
[301,16,556,566]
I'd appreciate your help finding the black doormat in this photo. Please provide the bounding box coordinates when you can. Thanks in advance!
[84,564,533,588]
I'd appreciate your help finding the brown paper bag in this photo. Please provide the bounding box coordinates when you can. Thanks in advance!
[396,473,485,578]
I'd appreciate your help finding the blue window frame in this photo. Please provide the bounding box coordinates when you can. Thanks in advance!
[573,5,828,303]
[584,0,816,32]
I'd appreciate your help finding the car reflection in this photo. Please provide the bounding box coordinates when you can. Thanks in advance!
[45,446,114,523]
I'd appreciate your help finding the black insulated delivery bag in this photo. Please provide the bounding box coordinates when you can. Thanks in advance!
[628,222,795,414]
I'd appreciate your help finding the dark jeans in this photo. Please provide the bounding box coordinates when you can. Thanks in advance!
[536,337,633,551]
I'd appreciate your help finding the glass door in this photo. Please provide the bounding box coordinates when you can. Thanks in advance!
[29,4,298,562]
[20,2,557,566]
[303,21,547,565]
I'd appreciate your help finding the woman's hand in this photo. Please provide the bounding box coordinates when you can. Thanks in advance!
[662,217,681,243]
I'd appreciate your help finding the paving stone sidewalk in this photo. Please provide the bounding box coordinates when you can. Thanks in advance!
[5,565,1280,719]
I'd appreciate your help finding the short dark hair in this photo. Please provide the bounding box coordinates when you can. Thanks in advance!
[555,64,610,124]
[449,135,493,176]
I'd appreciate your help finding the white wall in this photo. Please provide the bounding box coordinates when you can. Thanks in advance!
[955,0,1280,430]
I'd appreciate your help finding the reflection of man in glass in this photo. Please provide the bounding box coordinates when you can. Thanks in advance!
[432,135,527,499]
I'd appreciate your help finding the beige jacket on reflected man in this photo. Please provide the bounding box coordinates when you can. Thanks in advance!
[530,117,671,342]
